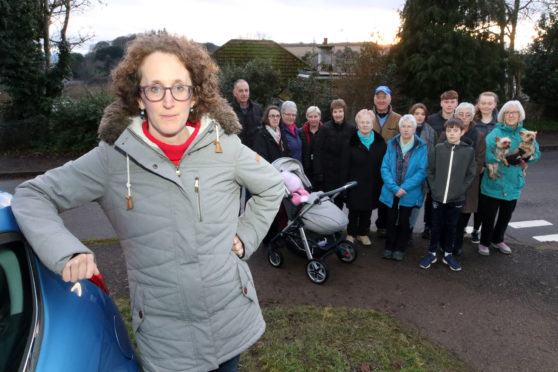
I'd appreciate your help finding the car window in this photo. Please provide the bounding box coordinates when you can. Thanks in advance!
[0,241,33,372]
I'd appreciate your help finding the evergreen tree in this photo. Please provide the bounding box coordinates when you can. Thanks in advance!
[523,13,558,118]
[393,0,506,110]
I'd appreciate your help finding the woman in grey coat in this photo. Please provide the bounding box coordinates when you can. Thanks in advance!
[12,34,283,372]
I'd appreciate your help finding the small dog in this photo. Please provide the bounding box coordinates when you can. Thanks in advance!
[513,130,537,177]
[486,136,511,180]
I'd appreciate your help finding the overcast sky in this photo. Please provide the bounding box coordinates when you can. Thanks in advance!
[68,0,405,53]
[67,0,537,54]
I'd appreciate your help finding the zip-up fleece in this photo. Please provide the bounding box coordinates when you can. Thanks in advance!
[427,138,476,204]
[12,99,284,372]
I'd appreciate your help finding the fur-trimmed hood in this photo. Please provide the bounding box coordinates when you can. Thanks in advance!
[98,99,242,145]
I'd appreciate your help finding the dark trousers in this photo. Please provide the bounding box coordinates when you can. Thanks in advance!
[376,202,387,229]
[423,192,433,228]
[454,213,471,251]
[479,193,517,247]
[473,175,483,231]
[385,197,413,252]
[348,209,373,236]
[429,200,463,253]
[210,355,240,372]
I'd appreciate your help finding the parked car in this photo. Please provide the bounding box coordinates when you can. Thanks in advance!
[0,190,139,372]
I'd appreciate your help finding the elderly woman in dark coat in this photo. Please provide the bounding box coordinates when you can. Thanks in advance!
[313,98,355,208]
[342,109,386,245]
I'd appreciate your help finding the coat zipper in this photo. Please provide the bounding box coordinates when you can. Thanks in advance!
[194,177,202,222]
[443,145,455,203]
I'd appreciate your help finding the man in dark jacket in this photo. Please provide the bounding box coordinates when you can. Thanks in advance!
[231,79,263,150]
[427,90,459,135]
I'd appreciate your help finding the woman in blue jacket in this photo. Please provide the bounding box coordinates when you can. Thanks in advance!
[280,100,304,162]
[379,114,428,261]
[478,100,541,256]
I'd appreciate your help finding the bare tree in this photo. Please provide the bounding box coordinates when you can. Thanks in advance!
[38,0,101,69]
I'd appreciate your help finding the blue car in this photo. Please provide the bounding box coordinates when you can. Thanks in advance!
[0,191,140,372]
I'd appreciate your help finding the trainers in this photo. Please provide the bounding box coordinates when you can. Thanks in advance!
[421,226,431,239]
[419,253,437,269]
[346,235,355,243]
[492,242,512,255]
[382,249,393,259]
[392,251,404,261]
[478,244,490,256]
[470,230,480,244]
[442,253,462,271]
[357,235,372,246]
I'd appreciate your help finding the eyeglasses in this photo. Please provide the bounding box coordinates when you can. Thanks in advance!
[268,114,281,118]
[457,113,473,118]
[283,113,297,117]
[140,84,194,102]
[505,111,520,116]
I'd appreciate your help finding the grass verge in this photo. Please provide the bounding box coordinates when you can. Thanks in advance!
[115,299,470,371]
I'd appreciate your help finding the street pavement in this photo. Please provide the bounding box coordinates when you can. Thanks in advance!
[1,150,558,247]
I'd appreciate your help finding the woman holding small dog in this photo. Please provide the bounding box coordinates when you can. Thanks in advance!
[478,100,541,256]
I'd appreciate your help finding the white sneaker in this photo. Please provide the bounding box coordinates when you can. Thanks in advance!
[346,235,355,243]
[357,235,372,246]
[478,244,490,256]
[492,242,512,255]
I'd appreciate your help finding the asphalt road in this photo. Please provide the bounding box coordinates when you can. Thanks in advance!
[2,150,557,246]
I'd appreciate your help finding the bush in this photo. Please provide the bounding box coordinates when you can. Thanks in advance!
[0,115,49,151]
[49,90,115,152]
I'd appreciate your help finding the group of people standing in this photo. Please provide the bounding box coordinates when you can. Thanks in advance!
[232,82,541,272]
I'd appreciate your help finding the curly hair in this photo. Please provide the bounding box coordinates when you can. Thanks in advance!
[111,33,221,122]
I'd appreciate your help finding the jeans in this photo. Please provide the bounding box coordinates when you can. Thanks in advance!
[209,355,240,372]
[429,200,463,253]
[385,197,413,252]
[348,209,373,236]
[478,193,517,247]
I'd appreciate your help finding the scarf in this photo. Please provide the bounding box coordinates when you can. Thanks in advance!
[266,125,282,144]
[357,131,375,149]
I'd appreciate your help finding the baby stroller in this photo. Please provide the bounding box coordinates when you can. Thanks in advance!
[267,157,358,284]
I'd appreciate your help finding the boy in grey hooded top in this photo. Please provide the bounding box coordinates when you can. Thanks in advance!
[420,118,475,272]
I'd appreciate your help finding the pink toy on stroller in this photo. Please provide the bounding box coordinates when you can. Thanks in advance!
[268,157,358,284]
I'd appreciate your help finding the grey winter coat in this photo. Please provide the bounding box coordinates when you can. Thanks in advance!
[12,100,284,372]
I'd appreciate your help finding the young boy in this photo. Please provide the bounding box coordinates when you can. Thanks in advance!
[419,118,475,271]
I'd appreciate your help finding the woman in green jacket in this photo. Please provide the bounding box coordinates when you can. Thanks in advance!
[478,100,540,256]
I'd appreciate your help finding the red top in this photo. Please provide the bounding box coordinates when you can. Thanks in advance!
[142,121,200,165]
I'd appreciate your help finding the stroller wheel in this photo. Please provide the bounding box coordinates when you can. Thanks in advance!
[336,241,358,263]
[306,259,329,284]
[268,249,284,268]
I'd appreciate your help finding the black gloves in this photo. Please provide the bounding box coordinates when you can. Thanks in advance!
[505,153,523,166]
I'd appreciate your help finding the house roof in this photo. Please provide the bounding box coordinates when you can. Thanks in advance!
[211,39,312,82]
